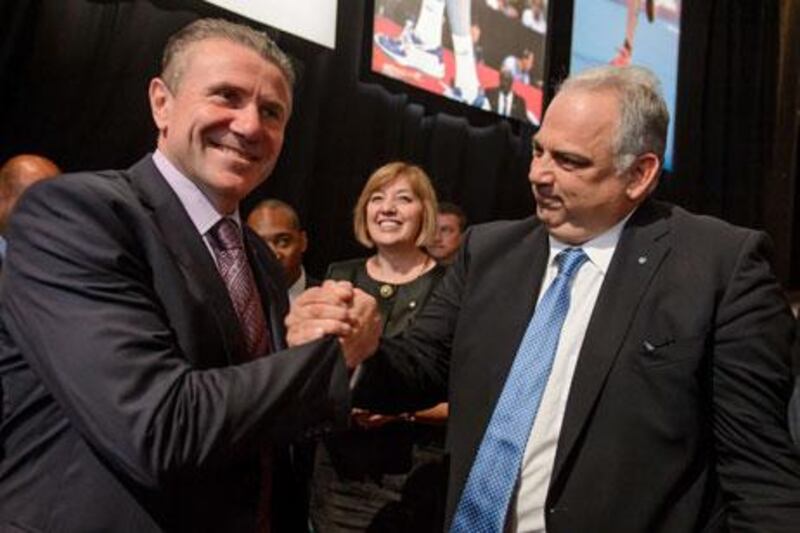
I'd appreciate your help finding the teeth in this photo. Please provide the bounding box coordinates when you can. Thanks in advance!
[214,143,253,161]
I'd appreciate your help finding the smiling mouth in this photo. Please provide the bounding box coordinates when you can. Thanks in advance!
[210,141,260,163]
[376,220,402,229]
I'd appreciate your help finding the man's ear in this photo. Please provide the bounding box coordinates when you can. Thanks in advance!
[299,230,309,253]
[149,78,172,133]
[625,152,661,202]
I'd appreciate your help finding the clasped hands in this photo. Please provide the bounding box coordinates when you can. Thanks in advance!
[285,280,382,369]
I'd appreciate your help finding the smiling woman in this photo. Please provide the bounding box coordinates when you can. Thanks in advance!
[309,161,449,532]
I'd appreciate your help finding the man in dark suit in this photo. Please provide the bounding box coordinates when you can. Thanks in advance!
[789,314,800,445]
[0,18,377,532]
[289,65,800,531]
[486,68,528,123]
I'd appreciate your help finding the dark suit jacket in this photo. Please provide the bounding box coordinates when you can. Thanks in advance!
[0,156,351,532]
[356,200,800,532]
[487,88,528,122]
[306,274,321,288]
[788,317,800,445]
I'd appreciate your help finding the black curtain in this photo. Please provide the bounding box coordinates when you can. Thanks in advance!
[0,0,795,284]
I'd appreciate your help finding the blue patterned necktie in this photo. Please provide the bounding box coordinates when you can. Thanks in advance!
[451,247,588,533]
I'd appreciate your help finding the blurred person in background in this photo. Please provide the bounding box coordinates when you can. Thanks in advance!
[427,201,467,265]
[248,198,320,301]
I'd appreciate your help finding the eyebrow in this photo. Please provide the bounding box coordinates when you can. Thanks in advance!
[533,137,593,167]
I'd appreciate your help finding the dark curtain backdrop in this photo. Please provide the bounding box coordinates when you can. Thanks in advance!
[1,0,796,285]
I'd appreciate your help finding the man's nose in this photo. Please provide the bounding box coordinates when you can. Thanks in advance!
[231,103,262,139]
[529,154,554,184]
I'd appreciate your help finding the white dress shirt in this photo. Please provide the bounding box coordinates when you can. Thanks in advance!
[499,92,511,116]
[509,214,632,532]
[152,150,242,264]
[287,267,308,302]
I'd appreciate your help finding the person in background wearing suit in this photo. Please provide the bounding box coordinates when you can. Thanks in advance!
[427,201,467,266]
[247,198,322,529]
[287,64,800,531]
[487,68,529,123]
[0,18,379,532]
[247,198,320,301]
[0,153,60,263]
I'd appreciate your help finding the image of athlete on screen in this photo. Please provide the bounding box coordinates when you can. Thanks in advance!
[611,0,656,66]
[376,0,488,108]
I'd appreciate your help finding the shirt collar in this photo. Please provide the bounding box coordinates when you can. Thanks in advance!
[547,209,635,275]
[288,266,307,301]
[152,150,241,235]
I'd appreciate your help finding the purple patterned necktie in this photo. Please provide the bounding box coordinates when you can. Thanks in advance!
[209,217,274,532]
[208,217,271,361]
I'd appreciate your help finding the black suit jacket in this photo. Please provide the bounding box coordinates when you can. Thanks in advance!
[487,88,528,122]
[356,200,800,531]
[0,156,350,532]
[788,317,800,445]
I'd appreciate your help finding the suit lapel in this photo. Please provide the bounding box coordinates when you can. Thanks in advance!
[244,229,288,352]
[550,201,672,484]
[470,222,550,433]
[127,156,246,364]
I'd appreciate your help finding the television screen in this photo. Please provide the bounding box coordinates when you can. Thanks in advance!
[569,0,682,170]
[202,0,337,49]
[371,0,550,125]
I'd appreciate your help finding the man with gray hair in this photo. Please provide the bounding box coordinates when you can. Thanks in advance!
[287,64,800,531]
[0,18,376,532]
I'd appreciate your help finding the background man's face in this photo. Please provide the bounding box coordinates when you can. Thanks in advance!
[247,207,307,284]
[151,38,292,214]
[429,213,463,264]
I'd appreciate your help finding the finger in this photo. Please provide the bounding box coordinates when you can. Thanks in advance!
[319,280,355,303]
[294,283,353,307]
[286,318,353,347]
[286,302,353,327]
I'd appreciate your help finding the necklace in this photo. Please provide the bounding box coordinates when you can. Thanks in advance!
[374,255,431,299]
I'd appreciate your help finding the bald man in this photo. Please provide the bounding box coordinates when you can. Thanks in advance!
[0,154,61,259]
[247,199,320,301]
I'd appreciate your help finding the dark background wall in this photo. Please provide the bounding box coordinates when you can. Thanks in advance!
[1,0,797,288]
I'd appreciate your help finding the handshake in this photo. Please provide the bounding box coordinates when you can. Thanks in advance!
[285,280,383,369]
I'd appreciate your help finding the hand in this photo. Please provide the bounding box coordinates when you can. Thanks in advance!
[412,402,449,425]
[338,288,382,369]
[285,280,356,347]
[351,408,404,429]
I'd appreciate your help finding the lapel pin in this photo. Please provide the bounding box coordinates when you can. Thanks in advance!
[379,284,395,298]
[638,256,647,265]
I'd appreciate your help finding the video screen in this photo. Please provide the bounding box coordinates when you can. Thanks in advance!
[570,0,682,170]
[202,0,337,49]
[372,0,550,125]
